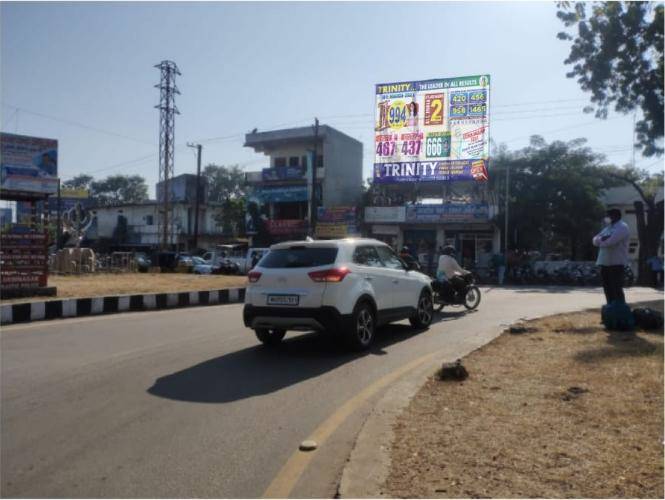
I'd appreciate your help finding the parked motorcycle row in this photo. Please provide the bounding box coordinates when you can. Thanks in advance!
[471,262,634,287]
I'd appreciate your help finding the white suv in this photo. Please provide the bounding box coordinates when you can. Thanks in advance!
[243,238,434,350]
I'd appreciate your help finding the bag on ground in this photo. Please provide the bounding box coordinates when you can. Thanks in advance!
[601,300,636,331]
[631,307,664,330]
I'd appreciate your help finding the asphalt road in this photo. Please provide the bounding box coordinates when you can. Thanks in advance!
[2,286,661,498]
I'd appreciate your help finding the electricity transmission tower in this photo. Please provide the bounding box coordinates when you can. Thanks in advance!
[154,60,181,250]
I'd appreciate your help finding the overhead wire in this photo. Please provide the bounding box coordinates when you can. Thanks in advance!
[1,102,155,146]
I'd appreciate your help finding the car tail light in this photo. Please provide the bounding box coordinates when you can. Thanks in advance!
[248,271,262,283]
[308,267,351,283]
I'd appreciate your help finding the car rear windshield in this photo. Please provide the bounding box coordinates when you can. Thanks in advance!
[259,247,338,268]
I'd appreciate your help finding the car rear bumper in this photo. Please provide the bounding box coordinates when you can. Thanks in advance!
[243,304,351,332]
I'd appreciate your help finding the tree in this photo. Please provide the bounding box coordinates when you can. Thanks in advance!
[90,174,149,206]
[604,166,664,284]
[212,198,246,237]
[557,2,664,156]
[490,136,617,259]
[62,174,93,191]
[203,164,246,203]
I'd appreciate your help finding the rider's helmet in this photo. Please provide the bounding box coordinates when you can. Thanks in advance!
[442,245,456,256]
[400,246,410,254]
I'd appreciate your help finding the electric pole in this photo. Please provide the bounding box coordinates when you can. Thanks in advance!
[155,60,181,250]
[310,118,319,237]
[504,162,510,254]
[187,142,202,250]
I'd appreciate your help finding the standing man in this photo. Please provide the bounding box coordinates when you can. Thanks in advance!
[491,251,506,285]
[592,208,630,304]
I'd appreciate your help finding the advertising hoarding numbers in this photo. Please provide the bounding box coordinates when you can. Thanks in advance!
[424,93,444,126]
[425,132,451,158]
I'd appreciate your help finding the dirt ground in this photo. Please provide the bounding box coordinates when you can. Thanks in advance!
[385,301,664,499]
[1,273,247,303]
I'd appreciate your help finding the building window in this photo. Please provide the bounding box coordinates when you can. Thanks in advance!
[145,215,154,225]
[301,155,308,167]
[316,155,323,167]
[274,157,287,168]
[289,156,300,167]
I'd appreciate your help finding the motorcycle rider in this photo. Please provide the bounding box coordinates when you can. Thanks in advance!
[399,246,420,270]
[436,245,472,300]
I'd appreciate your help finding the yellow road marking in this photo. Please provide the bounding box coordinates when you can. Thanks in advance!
[263,348,441,498]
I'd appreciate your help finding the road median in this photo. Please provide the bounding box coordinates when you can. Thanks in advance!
[1,287,246,325]
[340,300,664,498]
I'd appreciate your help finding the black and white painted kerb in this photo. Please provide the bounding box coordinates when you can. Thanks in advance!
[1,287,246,325]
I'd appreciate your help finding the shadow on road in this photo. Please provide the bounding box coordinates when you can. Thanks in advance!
[148,322,435,404]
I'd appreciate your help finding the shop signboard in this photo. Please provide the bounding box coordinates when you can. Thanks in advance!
[372,224,400,235]
[1,133,58,195]
[374,75,490,184]
[315,224,352,238]
[0,228,48,288]
[262,166,306,181]
[364,206,406,223]
[265,219,306,235]
[316,206,359,238]
[405,203,490,223]
[253,185,309,203]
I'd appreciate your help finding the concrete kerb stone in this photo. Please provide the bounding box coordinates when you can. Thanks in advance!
[337,327,521,499]
[0,287,247,326]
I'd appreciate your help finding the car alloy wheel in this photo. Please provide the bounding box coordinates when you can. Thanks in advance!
[356,308,374,346]
[417,293,433,325]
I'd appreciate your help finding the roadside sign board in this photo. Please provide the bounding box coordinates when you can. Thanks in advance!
[0,229,48,288]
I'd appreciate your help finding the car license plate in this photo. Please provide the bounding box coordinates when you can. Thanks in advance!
[267,294,299,306]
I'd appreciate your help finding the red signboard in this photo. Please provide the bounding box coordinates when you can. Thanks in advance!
[0,230,48,288]
[266,219,306,236]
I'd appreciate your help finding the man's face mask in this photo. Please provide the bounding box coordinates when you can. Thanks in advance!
[604,216,612,225]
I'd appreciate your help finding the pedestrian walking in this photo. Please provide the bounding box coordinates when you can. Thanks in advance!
[592,208,630,304]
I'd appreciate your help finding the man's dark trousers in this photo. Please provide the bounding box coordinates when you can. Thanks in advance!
[600,265,625,304]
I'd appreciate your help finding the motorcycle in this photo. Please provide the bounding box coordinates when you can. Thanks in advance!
[431,273,482,312]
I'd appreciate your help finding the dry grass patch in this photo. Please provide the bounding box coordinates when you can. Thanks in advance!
[1,273,247,303]
[385,302,664,499]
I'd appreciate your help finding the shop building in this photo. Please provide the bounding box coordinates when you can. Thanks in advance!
[365,180,500,275]
[244,125,363,242]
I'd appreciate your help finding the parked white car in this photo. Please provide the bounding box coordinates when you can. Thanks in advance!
[243,238,434,350]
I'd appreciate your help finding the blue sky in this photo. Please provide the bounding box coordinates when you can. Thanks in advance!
[2,1,661,198]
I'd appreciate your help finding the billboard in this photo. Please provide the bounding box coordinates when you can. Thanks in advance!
[16,189,92,224]
[1,133,58,195]
[373,75,490,184]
